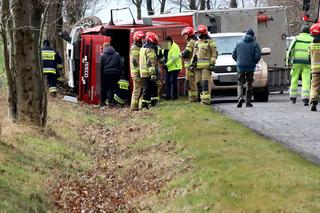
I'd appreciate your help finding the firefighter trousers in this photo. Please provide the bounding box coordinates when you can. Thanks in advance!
[150,79,160,106]
[130,77,143,111]
[310,73,320,104]
[186,68,198,102]
[290,64,311,100]
[237,71,254,103]
[195,68,211,105]
[141,77,152,108]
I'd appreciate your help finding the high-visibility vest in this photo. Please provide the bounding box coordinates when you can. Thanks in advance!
[130,44,141,78]
[290,33,313,64]
[166,42,182,72]
[310,42,320,73]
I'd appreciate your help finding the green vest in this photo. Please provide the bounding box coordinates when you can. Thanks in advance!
[166,42,182,72]
[291,33,313,64]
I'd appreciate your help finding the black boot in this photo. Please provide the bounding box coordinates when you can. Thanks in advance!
[302,98,309,106]
[246,102,253,107]
[311,102,317,111]
[141,102,149,109]
[290,97,296,104]
[237,99,245,108]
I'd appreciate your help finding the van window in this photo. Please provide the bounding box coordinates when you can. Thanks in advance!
[212,36,242,55]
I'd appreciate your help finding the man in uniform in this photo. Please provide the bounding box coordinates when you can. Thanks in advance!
[114,76,130,107]
[287,25,313,105]
[309,23,320,111]
[41,39,63,97]
[130,31,145,111]
[181,26,199,102]
[191,24,217,105]
[139,32,160,109]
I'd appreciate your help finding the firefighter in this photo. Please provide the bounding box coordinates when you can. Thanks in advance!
[286,25,313,105]
[191,24,217,105]
[181,26,199,102]
[41,39,63,97]
[114,77,130,107]
[309,23,320,111]
[139,32,160,109]
[130,31,145,111]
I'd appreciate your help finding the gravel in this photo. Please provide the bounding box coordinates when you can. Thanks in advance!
[212,92,320,164]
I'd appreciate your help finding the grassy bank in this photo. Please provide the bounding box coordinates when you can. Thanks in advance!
[0,96,320,212]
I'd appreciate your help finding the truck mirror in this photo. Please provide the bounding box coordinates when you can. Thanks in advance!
[59,31,71,43]
[261,47,271,55]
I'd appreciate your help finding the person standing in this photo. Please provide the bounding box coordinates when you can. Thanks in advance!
[191,24,217,105]
[286,25,313,105]
[309,23,320,111]
[100,42,122,108]
[139,32,160,109]
[232,28,261,108]
[163,36,182,100]
[41,39,63,97]
[181,26,199,102]
[130,31,145,111]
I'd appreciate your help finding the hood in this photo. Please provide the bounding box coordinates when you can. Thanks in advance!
[104,46,115,54]
[215,54,236,66]
[314,35,320,43]
[243,34,254,42]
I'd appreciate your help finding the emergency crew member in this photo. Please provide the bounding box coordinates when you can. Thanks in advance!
[191,24,217,105]
[114,77,130,107]
[130,31,145,111]
[139,32,160,109]
[286,25,313,105]
[309,23,320,111]
[181,26,199,102]
[41,39,63,97]
[163,36,182,100]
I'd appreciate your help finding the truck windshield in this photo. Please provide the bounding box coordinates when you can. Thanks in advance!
[212,36,242,55]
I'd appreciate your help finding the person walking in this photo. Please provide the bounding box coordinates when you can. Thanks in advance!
[191,24,217,105]
[163,36,182,100]
[139,32,160,109]
[232,28,261,108]
[286,25,313,106]
[100,42,122,108]
[130,31,145,111]
[41,39,63,97]
[309,23,320,111]
[181,26,199,102]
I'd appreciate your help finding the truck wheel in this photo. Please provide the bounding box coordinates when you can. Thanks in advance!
[254,86,269,102]
[74,16,102,29]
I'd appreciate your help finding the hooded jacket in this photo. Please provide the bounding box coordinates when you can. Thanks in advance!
[166,41,182,72]
[101,46,123,75]
[232,34,261,72]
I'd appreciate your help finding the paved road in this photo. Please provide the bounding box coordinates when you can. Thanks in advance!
[212,92,320,164]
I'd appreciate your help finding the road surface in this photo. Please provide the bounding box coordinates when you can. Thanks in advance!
[212,92,320,164]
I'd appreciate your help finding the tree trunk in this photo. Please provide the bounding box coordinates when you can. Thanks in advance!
[200,0,206,10]
[230,0,238,8]
[160,0,166,14]
[12,0,47,126]
[189,0,196,10]
[146,0,154,15]
[132,0,142,20]
[207,0,211,9]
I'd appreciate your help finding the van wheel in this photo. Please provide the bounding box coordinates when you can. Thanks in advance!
[254,86,269,102]
[74,16,102,29]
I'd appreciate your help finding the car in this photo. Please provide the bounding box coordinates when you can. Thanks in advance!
[210,32,271,102]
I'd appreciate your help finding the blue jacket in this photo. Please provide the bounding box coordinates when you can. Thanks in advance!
[101,46,123,75]
[232,34,261,72]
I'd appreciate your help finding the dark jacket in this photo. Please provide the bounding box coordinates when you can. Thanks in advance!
[101,46,122,75]
[41,45,63,75]
[232,34,261,72]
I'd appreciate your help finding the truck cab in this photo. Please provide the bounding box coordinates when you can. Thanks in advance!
[210,32,270,101]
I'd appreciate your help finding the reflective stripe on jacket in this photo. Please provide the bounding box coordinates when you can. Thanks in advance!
[166,42,182,72]
[130,44,141,78]
[182,38,196,68]
[310,42,320,73]
[41,46,63,74]
[192,39,217,69]
[288,33,313,65]
[139,43,158,78]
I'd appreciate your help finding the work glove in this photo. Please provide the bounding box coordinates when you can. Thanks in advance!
[209,64,215,72]
[151,74,158,82]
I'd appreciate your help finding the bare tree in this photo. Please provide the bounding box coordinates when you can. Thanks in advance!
[64,0,101,25]
[147,0,154,15]
[230,0,238,8]
[132,0,143,19]
[159,0,166,13]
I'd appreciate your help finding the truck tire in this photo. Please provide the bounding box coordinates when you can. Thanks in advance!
[254,86,269,102]
[74,16,102,29]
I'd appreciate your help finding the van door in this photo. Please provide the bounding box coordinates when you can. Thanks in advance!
[79,35,111,105]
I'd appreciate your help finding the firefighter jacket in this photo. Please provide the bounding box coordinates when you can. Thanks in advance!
[182,37,197,68]
[310,39,320,73]
[114,78,130,105]
[130,43,142,78]
[192,36,217,69]
[165,41,182,72]
[287,33,313,65]
[41,45,63,75]
[139,42,159,78]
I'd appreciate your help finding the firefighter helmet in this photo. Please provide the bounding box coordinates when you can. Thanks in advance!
[196,24,208,35]
[310,23,320,36]
[133,31,145,42]
[181,27,195,37]
[146,32,159,44]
